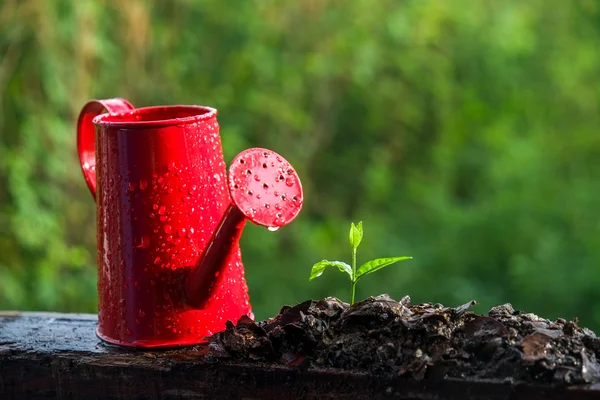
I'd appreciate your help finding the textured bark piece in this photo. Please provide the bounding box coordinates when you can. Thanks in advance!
[1,311,599,399]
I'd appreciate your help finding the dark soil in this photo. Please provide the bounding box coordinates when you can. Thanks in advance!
[207,294,600,386]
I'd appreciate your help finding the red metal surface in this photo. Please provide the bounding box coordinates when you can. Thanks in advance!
[76,99,302,348]
[77,98,134,198]
[229,148,303,229]
[187,149,304,308]
[185,205,246,309]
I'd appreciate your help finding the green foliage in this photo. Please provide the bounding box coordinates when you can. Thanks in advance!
[1,0,600,331]
[349,221,363,249]
[310,260,353,281]
[310,222,412,304]
[356,257,414,281]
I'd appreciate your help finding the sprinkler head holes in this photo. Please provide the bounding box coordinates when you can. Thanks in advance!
[229,148,303,230]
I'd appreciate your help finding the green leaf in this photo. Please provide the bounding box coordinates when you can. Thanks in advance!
[349,221,363,249]
[355,256,413,281]
[310,260,353,281]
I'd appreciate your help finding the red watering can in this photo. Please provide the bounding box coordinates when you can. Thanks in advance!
[77,98,303,348]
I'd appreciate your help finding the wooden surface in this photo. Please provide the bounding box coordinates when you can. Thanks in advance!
[1,312,600,400]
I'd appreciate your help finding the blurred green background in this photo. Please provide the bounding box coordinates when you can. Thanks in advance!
[2,0,600,331]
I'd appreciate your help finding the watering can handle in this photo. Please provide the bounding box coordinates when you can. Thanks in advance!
[76,98,135,200]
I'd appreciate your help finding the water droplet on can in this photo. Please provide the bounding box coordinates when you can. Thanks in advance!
[136,235,150,248]
[164,225,172,234]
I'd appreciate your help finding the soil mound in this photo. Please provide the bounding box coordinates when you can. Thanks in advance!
[207,295,600,386]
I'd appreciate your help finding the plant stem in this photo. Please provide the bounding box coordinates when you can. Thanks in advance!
[351,247,357,304]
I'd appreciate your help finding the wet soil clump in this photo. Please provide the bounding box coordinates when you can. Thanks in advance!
[207,295,600,386]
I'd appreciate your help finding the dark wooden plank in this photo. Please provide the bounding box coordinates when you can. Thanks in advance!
[1,312,599,400]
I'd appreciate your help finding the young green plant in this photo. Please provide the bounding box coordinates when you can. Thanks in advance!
[309,221,413,304]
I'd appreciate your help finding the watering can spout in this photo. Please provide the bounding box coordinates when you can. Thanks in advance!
[186,148,304,309]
